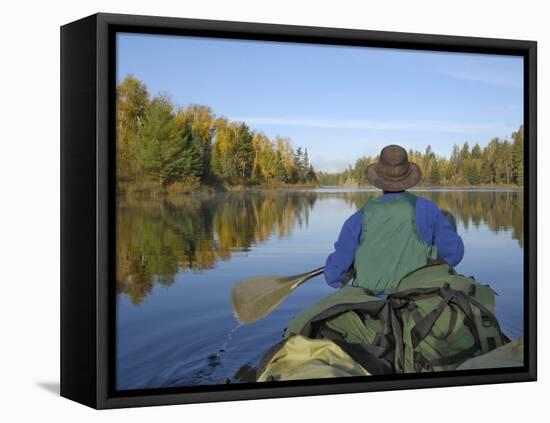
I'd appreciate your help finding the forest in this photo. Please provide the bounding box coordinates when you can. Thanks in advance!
[318,129,524,187]
[117,75,524,194]
[116,76,317,194]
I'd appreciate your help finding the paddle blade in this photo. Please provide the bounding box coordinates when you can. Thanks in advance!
[231,274,298,324]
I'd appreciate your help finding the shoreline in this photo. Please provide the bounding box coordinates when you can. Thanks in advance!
[316,184,524,191]
[117,183,523,197]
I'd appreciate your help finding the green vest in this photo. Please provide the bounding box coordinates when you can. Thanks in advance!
[353,192,437,294]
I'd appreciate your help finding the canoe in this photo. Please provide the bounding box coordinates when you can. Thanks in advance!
[255,335,523,382]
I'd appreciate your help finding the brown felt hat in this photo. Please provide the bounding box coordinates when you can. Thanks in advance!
[366,145,422,191]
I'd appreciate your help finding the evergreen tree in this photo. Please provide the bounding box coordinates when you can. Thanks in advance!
[235,123,254,181]
[419,145,432,181]
[461,142,470,161]
[471,143,482,159]
[293,147,304,182]
[430,161,441,185]
[275,150,287,182]
[136,97,204,186]
[448,145,460,183]
[512,125,524,185]
[307,164,317,183]
[464,158,481,185]
[180,105,215,179]
[496,140,513,184]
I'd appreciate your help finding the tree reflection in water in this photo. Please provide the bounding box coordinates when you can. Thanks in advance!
[116,190,523,305]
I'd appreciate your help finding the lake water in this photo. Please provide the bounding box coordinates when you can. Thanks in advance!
[115,188,524,390]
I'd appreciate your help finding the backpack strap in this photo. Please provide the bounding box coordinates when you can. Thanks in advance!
[408,301,459,342]
[383,308,404,365]
[315,325,394,375]
[429,343,480,367]
[408,285,455,349]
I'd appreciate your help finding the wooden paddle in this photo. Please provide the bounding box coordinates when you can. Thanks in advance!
[231,267,325,324]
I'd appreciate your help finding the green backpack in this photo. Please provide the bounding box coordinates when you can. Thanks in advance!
[389,262,507,373]
[278,261,507,375]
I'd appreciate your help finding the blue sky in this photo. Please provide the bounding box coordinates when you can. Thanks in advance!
[117,33,523,172]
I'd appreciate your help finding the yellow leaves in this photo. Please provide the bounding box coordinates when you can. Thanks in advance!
[116,192,316,304]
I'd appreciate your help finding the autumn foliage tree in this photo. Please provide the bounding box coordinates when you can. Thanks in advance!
[116,76,149,184]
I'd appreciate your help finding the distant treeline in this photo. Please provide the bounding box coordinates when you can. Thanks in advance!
[318,127,524,187]
[117,76,317,194]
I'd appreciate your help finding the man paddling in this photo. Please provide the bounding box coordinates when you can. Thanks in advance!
[325,145,464,293]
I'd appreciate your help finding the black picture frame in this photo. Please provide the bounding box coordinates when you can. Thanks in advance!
[60,12,537,409]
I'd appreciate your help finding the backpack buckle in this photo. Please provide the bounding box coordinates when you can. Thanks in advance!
[481,313,493,328]
[413,351,433,372]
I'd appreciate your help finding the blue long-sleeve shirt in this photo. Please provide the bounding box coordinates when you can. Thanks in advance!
[325,193,465,288]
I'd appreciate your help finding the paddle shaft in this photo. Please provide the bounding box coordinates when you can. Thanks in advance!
[291,266,325,289]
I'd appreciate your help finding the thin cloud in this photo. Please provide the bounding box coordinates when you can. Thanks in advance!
[229,116,516,136]
[441,70,523,89]
[312,157,353,173]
